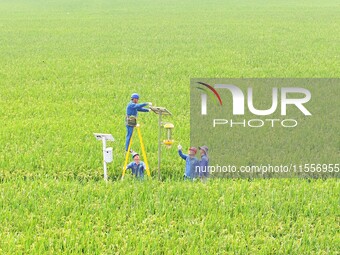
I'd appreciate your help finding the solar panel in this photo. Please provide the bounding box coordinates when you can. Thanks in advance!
[149,106,172,115]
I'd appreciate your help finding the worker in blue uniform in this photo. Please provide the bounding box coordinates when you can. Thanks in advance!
[177,145,200,180]
[125,93,151,151]
[126,151,146,179]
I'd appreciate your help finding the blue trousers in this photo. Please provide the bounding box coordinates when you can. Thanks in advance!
[125,125,134,151]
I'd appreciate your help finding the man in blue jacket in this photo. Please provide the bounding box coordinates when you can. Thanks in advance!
[126,151,146,179]
[178,145,199,180]
[198,145,209,181]
[125,93,151,151]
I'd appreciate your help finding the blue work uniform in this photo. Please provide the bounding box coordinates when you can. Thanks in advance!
[199,155,209,178]
[125,101,149,151]
[126,161,146,179]
[178,150,199,179]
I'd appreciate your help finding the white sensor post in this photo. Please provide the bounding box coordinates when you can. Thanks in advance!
[93,133,114,181]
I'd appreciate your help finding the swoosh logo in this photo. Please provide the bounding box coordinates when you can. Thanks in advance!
[196,82,223,106]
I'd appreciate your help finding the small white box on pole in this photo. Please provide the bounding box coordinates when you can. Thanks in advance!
[93,133,114,181]
[104,147,113,163]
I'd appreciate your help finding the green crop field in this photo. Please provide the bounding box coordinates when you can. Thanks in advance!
[1,179,339,254]
[0,0,339,254]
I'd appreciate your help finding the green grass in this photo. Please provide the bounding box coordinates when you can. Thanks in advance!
[1,0,339,180]
[1,179,339,254]
[0,0,339,253]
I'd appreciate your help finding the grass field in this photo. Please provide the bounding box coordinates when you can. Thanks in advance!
[1,179,339,254]
[0,0,339,254]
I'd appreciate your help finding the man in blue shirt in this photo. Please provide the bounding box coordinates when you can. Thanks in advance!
[178,145,199,180]
[126,151,146,179]
[198,145,209,181]
[125,93,151,151]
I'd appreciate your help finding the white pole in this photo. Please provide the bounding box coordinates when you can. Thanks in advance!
[102,137,108,181]
[158,112,162,180]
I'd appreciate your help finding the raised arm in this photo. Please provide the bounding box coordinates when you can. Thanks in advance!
[130,103,148,110]
[137,107,150,112]
[178,149,187,160]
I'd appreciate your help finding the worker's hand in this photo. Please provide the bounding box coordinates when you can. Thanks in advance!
[147,102,152,106]
[178,144,182,150]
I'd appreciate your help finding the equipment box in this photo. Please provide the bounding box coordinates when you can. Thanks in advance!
[104,147,113,163]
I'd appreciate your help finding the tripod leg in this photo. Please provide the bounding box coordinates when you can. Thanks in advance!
[122,128,134,179]
[136,125,151,177]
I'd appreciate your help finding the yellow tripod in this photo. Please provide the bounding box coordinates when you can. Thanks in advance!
[122,124,151,179]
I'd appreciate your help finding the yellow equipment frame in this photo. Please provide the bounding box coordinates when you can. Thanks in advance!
[122,124,150,179]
